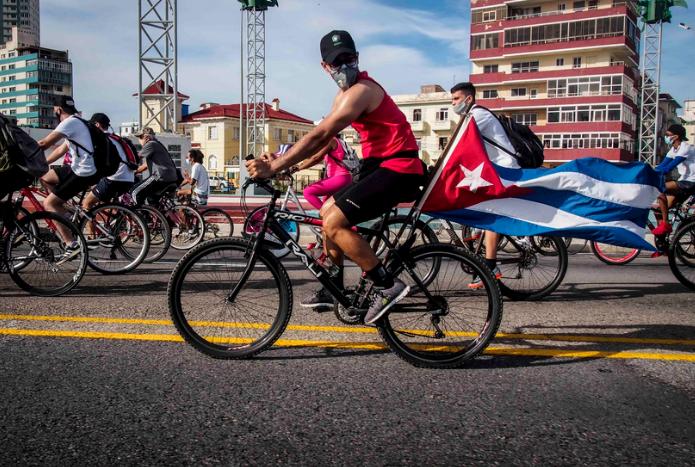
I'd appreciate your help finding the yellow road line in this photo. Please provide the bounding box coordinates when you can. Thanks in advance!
[1,328,694,362]
[1,313,695,347]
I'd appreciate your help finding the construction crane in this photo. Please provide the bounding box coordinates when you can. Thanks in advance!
[637,0,688,165]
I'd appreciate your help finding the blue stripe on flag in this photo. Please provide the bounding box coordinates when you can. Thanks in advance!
[493,158,664,189]
[430,208,655,251]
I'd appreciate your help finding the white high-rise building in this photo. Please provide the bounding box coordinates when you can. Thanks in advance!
[1,0,40,47]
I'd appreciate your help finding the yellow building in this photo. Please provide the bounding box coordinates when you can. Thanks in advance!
[179,98,317,185]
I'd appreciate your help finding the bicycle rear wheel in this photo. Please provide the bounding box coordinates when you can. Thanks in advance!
[80,204,150,274]
[137,206,171,263]
[202,207,234,239]
[168,205,205,250]
[168,237,292,358]
[498,236,568,300]
[378,243,503,368]
[669,219,695,290]
[6,211,87,296]
[590,241,640,265]
[374,215,437,257]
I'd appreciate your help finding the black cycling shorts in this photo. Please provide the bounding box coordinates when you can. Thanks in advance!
[53,165,100,202]
[333,167,425,226]
[675,180,695,202]
[93,179,134,202]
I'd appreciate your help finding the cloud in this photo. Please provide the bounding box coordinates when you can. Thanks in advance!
[39,0,470,128]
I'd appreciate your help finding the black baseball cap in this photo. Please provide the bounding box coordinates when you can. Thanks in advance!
[57,95,78,114]
[667,123,688,141]
[89,112,111,128]
[320,30,357,65]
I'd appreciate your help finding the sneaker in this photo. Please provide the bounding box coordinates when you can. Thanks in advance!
[651,221,672,236]
[364,278,410,325]
[57,240,81,264]
[650,251,665,258]
[468,266,502,290]
[300,288,335,310]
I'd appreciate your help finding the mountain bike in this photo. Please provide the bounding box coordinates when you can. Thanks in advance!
[1,193,88,296]
[177,194,234,240]
[18,186,149,275]
[423,217,567,300]
[168,177,503,368]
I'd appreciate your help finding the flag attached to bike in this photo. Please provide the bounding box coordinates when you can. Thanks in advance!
[419,117,663,250]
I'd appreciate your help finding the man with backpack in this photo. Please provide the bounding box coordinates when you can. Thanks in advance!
[130,127,179,205]
[450,82,519,288]
[82,113,138,210]
[37,96,100,252]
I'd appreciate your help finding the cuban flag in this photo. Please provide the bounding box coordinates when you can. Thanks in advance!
[419,117,664,250]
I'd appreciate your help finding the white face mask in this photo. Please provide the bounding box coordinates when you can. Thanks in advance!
[453,97,473,115]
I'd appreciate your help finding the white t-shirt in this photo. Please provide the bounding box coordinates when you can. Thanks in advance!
[106,135,135,183]
[471,105,520,169]
[55,115,96,177]
[191,162,209,195]
[665,141,695,183]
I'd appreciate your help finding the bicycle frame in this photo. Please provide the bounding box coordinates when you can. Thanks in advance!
[236,180,436,313]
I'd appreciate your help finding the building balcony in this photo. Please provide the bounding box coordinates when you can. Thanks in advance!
[471,35,637,60]
[470,63,637,86]
[471,4,637,34]
[543,147,635,163]
[409,120,427,133]
[531,121,635,135]
[478,94,636,111]
[431,119,456,132]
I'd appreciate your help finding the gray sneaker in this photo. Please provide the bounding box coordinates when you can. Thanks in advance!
[300,288,334,310]
[364,278,410,325]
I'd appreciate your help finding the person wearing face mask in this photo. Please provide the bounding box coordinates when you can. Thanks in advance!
[450,82,517,288]
[651,124,695,238]
[246,30,425,325]
[37,96,100,256]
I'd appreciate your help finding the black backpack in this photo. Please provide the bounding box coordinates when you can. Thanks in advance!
[0,113,48,178]
[476,106,545,168]
[69,117,121,177]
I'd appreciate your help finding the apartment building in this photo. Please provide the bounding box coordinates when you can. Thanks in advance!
[1,0,39,47]
[470,0,640,163]
[682,99,695,143]
[0,27,72,128]
[179,99,316,184]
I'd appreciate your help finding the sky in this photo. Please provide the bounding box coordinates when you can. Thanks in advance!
[40,0,695,129]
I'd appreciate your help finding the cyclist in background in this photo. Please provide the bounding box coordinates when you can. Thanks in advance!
[651,124,695,238]
[177,149,210,206]
[130,127,179,205]
[292,137,353,210]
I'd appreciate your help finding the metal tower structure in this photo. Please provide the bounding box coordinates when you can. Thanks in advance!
[239,1,277,158]
[638,22,662,165]
[138,0,178,133]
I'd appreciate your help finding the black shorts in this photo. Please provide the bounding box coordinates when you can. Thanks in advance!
[53,165,100,202]
[675,180,695,202]
[93,179,134,202]
[334,167,425,225]
[130,177,177,205]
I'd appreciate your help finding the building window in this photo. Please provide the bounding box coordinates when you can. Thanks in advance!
[511,61,539,73]
[413,108,422,122]
[573,1,586,10]
[208,155,218,170]
[511,88,527,97]
[483,64,499,74]
[233,126,240,140]
[8,64,14,70]
[208,126,218,140]
[436,108,448,121]
[588,0,598,9]
[272,127,282,140]
[573,57,582,68]
[438,137,448,150]
[556,58,564,67]
[482,90,498,98]
[513,113,538,125]
[482,10,496,21]
[287,129,296,143]
[471,33,499,51]
[530,89,538,98]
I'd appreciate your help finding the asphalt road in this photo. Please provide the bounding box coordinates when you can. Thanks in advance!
[1,248,694,465]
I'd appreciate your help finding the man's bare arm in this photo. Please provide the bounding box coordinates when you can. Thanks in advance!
[38,131,65,150]
[296,139,336,171]
[46,141,69,164]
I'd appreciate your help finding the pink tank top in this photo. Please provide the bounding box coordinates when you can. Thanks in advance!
[350,71,422,175]
[325,138,350,178]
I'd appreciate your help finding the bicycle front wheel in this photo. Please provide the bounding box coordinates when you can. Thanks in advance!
[669,218,695,290]
[80,204,150,274]
[590,241,640,265]
[167,237,292,358]
[168,205,205,250]
[242,205,299,259]
[498,236,568,300]
[202,207,234,239]
[378,243,503,368]
[6,211,87,296]
[137,205,171,263]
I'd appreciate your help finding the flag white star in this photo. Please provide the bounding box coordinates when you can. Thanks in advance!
[456,163,493,192]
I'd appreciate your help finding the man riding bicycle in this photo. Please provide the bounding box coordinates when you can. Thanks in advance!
[246,30,426,325]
